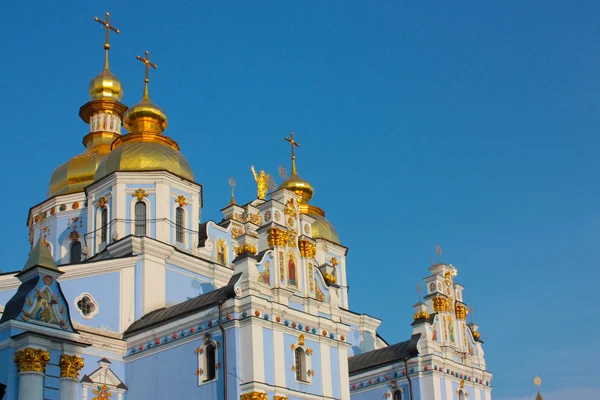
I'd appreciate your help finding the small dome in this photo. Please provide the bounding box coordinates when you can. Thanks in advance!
[48,150,108,197]
[89,68,123,101]
[280,172,314,204]
[94,140,194,181]
[123,96,167,134]
[300,204,340,244]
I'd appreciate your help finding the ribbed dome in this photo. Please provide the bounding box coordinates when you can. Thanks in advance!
[48,131,119,197]
[89,68,123,101]
[94,140,194,181]
[279,172,314,204]
[300,204,340,244]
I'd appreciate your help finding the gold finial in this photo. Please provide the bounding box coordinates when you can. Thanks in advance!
[228,177,237,206]
[534,376,542,387]
[285,132,300,174]
[93,12,120,70]
[135,51,158,99]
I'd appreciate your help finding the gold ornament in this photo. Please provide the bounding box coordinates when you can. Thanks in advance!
[92,384,113,400]
[432,296,450,313]
[14,348,51,373]
[251,166,272,200]
[175,195,188,207]
[299,240,317,258]
[59,354,84,379]
[235,243,257,256]
[472,331,481,340]
[455,304,468,320]
[534,376,542,387]
[284,198,297,218]
[323,272,336,284]
[298,334,305,346]
[98,196,108,208]
[273,397,289,400]
[413,310,430,321]
[267,228,297,248]
[240,392,268,400]
[132,188,148,201]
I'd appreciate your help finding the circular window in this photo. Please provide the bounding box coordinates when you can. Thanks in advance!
[74,293,99,319]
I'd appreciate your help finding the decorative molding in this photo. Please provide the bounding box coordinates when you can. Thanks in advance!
[240,392,268,400]
[59,354,84,378]
[14,348,51,373]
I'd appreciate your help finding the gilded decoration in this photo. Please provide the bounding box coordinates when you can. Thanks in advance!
[299,240,317,258]
[303,224,309,235]
[92,384,113,400]
[298,334,305,345]
[472,330,481,340]
[98,196,108,208]
[273,397,289,400]
[308,263,314,292]
[251,166,272,200]
[240,392,268,400]
[323,272,336,284]
[268,228,297,248]
[132,188,148,201]
[432,296,450,313]
[445,271,452,286]
[14,348,51,373]
[70,230,80,241]
[330,257,338,267]
[249,212,262,226]
[455,303,468,320]
[231,226,244,239]
[413,310,430,321]
[274,210,281,222]
[175,195,188,207]
[59,354,84,379]
[315,284,325,302]
[265,210,272,222]
[284,198,297,218]
[279,251,285,282]
[235,243,257,256]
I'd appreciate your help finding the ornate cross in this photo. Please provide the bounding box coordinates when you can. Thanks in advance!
[285,132,300,161]
[136,51,157,84]
[94,12,120,51]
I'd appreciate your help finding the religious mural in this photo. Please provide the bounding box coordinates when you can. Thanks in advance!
[258,261,271,285]
[216,239,227,265]
[287,253,297,287]
[21,275,69,330]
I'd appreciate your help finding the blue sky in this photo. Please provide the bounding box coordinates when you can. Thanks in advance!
[1,1,598,398]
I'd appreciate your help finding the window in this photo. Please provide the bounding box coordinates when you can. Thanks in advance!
[75,293,98,319]
[205,343,216,382]
[100,208,108,243]
[295,347,307,382]
[393,390,402,400]
[176,207,184,243]
[135,202,146,236]
[458,390,465,400]
[70,241,82,263]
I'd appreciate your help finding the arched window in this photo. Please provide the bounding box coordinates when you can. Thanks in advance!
[176,207,184,243]
[458,390,466,400]
[135,202,147,236]
[70,241,82,263]
[295,347,307,382]
[205,343,216,382]
[393,390,402,400]
[100,208,108,243]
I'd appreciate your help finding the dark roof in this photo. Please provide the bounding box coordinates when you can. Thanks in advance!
[0,276,39,323]
[348,334,421,375]
[124,273,242,337]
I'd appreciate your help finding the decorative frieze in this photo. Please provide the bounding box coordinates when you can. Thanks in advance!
[240,392,268,400]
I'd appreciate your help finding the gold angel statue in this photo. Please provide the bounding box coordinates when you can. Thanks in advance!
[251,166,272,200]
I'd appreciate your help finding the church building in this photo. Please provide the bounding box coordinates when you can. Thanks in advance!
[0,12,493,400]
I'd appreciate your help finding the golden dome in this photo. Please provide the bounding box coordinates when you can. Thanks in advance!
[94,140,194,181]
[94,66,193,182]
[89,67,123,101]
[123,96,167,134]
[48,132,118,197]
[300,204,340,244]
[280,172,314,204]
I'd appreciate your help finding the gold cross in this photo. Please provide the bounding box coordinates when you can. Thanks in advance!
[136,51,157,84]
[94,12,120,51]
[285,132,300,161]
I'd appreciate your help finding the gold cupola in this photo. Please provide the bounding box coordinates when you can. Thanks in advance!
[279,133,340,244]
[48,12,127,197]
[94,51,194,181]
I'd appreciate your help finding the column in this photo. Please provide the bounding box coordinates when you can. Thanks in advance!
[60,354,84,400]
[14,348,50,400]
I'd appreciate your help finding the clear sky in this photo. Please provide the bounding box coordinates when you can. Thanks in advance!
[1,1,598,399]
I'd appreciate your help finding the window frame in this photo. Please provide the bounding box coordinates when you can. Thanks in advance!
[134,201,147,236]
[175,206,185,244]
[70,241,82,263]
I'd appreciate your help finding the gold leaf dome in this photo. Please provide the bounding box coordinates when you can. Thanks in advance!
[300,204,340,244]
[48,133,117,197]
[94,139,194,181]
[280,172,314,205]
[89,67,123,101]
[123,96,167,134]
